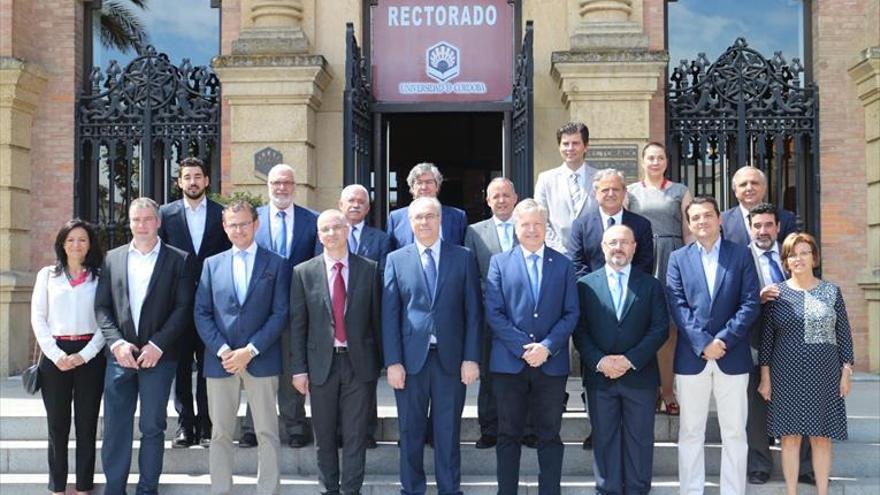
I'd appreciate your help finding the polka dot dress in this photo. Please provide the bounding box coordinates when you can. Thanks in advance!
[759,280,853,440]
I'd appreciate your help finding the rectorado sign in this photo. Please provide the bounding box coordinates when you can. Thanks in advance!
[371,0,514,103]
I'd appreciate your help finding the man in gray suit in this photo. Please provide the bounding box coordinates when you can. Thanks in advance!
[291,209,382,495]
[746,202,814,485]
[464,177,518,449]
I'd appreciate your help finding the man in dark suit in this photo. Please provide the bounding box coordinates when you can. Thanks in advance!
[95,197,194,495]
[383,196,482,495]
[464,177,521,449]
[666,196,760,495]
[745,202,814,485]
[721,166,797,246]
[485,198,579,494]
[158,156,231,447]
[338,183,392,449]
[386,162,468,248]
[291,209,382,495]
[242,163,320,448]
[574,224,669,495]
[569,168,654,277]
[194,199,289,495]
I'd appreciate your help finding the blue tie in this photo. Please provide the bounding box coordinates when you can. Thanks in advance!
[528,253,540,304]
[423,248,437,300]
[607,216,616,229]
[500,223,512,252]
[764,251,785,283]
[614,271,625,319]
[235,251,249,305]
[276,211,288,258]
[349,225,359,254]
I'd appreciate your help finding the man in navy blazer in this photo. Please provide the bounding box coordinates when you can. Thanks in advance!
[574,225,669,495]
[485,198,579,494]
[386,162,467,248]
[568,168,654,278]
[195,199,289,495]
[158,157,231,447]
[244,163,320,448]
[721,166,796,246]
[338,183,393,448]
[383,196,482,495]
[666,196,760,495]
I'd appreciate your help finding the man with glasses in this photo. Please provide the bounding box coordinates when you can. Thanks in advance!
[195,199,289,494]
[386,162,468,249]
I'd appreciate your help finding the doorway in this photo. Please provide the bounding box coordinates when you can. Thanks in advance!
[385,112,504,224]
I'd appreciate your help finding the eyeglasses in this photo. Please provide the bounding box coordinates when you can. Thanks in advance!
[603,239,633,247]
[269,180,295,188]
[787,250,813,259]
[225,221,254,231]
[412,213,439,222]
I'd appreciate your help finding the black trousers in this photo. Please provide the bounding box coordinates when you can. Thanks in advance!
[39,339,106,492]
[173,327,210,434]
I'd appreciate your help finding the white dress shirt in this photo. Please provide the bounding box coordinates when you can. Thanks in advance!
[30,266,105,364]
[698,237,721,301]
[325,252,350,347]
[494,216,514,252]
[415,238,441,344]
[755,243,782,288]
[218,242,260,357]
[269,203,295,256]
[599,208,624,231]
[184,196,207,255]
[127,240,161,335]
[738,204,752,234]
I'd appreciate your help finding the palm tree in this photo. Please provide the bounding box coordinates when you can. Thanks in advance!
[99,0,149,55]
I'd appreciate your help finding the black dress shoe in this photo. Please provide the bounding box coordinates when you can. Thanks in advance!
[365,435,378,449]
[199,427,212,447]
[288,434,313,448]
[521,434,538,449]
[582,434,593,450]
[798,473,817,485]
[748,471,770,485]
[172,429,195,448]
[475,435,497,449]
[238,432,258,448]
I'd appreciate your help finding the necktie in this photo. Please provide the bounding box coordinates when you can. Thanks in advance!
[614,271,625,319]
[276,211,288,257]
[332,262,347,344]
[349,226,359,254]
[235,251,249,305]
[607,216,616,229]
[423,248,437,300]
[569,173,583,211]
[764,251,785,283]
[528,253,540,304]
[500,223,512,251]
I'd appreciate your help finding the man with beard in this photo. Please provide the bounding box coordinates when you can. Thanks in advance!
[159,156,231,447]
[574,225,669,495]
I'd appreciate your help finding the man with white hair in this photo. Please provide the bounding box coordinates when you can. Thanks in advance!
[386,162,468,249]
[238,163,320,449]
[720,166,797,246]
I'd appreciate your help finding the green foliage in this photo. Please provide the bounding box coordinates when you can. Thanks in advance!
[209,190,265,209]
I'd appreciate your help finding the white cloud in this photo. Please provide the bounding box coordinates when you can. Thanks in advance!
[140,0,219,45]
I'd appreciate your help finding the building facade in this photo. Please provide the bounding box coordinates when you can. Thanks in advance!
[1,0,877,376]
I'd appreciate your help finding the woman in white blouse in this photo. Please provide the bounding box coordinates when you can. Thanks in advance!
[31,219,106,495]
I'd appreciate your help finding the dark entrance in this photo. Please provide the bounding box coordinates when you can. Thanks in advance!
[386,113,504,223]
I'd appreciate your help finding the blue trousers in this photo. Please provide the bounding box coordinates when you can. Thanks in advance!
[102,358,176,495]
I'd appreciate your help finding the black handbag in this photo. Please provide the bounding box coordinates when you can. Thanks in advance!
[22,340,42,395]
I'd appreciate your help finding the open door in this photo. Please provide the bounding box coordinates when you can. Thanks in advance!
[343,23,373,188]
[509,21,534,198]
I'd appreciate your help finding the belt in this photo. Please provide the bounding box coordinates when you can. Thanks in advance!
[55,334,94,342]
[653,234,680,239]
[333,346,348,354]
[428,343,438,351]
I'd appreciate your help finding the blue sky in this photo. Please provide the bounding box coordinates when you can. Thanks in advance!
[94,0,219,70]
[668,0,804,74]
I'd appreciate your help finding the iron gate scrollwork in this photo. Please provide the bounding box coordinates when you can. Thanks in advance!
[343,22,373,189]
[75,46,221,248]
[510,21,534,199]
[667,37,819,239]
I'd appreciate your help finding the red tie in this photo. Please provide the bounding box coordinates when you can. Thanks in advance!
[332,262,347,344]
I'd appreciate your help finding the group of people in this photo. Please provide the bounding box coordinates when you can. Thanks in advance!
[30,121,854,495]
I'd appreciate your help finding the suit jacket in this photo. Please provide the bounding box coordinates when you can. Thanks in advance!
[721,206,797,246]
[353,224,393,274]
[747,241,782,353]
[386,205,467,249]
[255,204,322,271]
[484,246,579,376]
[665,239,761,375]
[574,268,669,390]
[194,246,290,378]
[464,218,518,287]
[95,242,194,362]
[290,254,382,386]
[382,242,482,375]
[568,208,654,278]
[158,198,231,280]
[534,163,598,256]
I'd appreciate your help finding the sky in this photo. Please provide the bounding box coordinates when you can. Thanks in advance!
[667,0,805,76]
[93,0,220,70]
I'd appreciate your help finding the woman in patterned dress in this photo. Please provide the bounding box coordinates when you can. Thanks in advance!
[758,232,854,495]
[626,142,692,415]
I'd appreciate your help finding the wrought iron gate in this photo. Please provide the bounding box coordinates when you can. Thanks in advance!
[343,23,374,190]
[510,21,534,199]
[74,46,221,248]
[667,38,819,238]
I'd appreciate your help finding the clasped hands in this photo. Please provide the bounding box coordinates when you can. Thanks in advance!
[112,341,163,369]
[702,338,727,360]
[219,348,253,375]
[55,353,86,371]
[521,342,550,367]
[597,355,633,379]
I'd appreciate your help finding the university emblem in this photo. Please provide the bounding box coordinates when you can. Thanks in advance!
[426,42,460,83]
